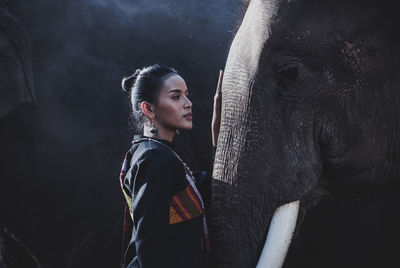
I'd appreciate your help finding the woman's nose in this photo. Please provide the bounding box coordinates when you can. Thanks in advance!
[184,96,192,108]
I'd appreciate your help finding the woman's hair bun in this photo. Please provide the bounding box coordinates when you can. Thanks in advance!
[121,69,142,93]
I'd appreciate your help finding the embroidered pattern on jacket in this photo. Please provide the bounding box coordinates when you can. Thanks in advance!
[169,181,204,225]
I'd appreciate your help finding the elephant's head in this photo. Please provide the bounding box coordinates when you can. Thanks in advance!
[209,0,400,267]
[0,6,35,119]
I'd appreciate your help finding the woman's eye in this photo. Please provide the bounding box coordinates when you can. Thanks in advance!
[172,95,180,100]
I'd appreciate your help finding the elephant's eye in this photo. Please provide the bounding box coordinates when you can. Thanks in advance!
[272,56,320,98]
[273,57,304,87]
[275,64,300,88]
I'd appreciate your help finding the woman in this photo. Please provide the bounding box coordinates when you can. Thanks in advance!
[118,64,223,268]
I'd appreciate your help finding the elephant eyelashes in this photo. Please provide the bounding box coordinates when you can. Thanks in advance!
[272,56,321,98]
[276,64,300,87]
[273,60,303,92]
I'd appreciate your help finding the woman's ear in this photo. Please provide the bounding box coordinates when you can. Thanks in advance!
[141,101,155,119]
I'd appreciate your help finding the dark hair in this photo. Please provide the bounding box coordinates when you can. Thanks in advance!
[122,64,179,133]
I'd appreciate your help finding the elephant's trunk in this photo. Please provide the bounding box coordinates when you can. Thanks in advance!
[209,0,321,267]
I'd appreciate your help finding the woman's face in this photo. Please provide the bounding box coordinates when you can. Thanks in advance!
[153,74,193,131]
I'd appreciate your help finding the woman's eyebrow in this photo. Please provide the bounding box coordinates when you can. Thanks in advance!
[168,89,189,94]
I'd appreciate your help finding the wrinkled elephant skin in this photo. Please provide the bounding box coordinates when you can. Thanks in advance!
[209,0,400,267]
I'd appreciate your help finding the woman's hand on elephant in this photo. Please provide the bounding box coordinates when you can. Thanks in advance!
[212,69,223,147]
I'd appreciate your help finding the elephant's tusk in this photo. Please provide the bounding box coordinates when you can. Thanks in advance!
[256,200,300,268]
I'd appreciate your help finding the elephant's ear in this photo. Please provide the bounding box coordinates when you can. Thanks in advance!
[0,7,35,119]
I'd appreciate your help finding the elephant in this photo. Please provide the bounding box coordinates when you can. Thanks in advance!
[209,0,400,267]
[0,4,35,119]
[0,3,39,268]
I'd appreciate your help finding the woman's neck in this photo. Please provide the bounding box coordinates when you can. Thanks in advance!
[143,125,175,143]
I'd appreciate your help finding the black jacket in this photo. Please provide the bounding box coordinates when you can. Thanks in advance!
[121,135,214,268]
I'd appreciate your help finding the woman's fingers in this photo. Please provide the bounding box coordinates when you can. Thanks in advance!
[216,69,223,96]
[212,70,223,147]
[214,70,223,112]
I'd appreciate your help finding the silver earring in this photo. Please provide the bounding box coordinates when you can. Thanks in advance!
[175,129,180,134]
[150,122,158,134]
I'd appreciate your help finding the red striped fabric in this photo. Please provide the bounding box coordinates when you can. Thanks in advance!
[169,184,204,225]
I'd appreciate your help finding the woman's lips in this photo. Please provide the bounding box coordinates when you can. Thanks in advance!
[184,114,192,120]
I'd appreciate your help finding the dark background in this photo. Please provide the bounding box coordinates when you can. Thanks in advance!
[0,0,242,267]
